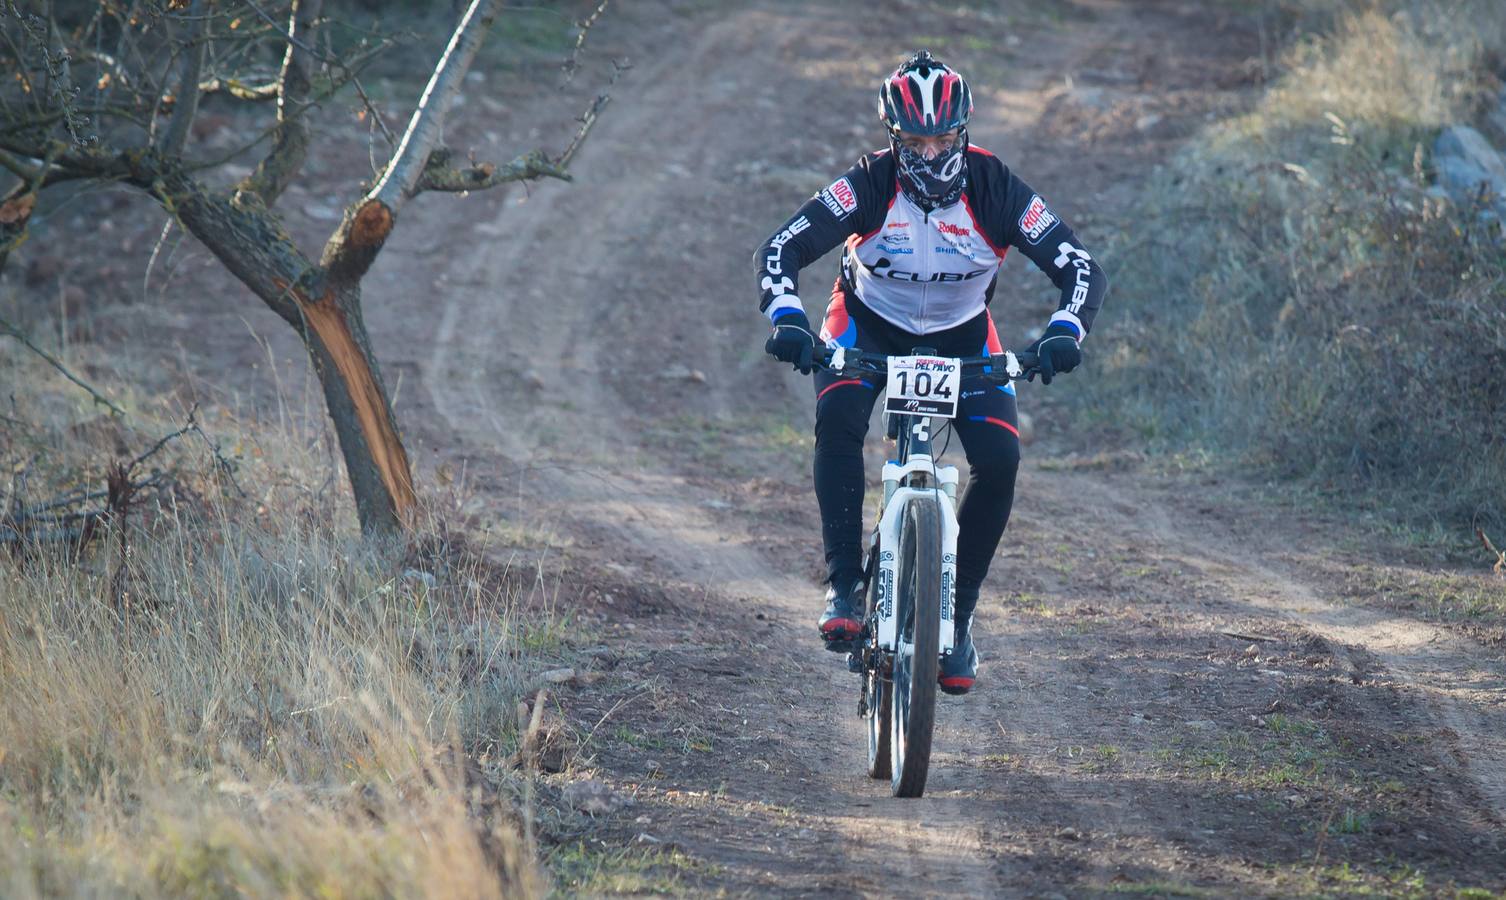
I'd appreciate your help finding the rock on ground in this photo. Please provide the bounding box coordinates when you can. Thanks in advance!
[1434,125,1506,215]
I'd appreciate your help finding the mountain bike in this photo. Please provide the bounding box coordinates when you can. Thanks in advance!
[811,344,1037,798]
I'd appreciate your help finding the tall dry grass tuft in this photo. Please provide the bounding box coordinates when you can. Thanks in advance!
[1092,0,1506,538]
[1,348,551,895]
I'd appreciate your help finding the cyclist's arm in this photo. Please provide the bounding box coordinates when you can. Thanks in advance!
[752,154,891,322]
[968,152,1108,341]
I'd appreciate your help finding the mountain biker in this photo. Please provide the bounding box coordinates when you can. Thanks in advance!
[753,51,1107,695]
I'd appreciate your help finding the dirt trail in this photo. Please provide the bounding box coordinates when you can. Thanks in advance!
[367,0,1506,894]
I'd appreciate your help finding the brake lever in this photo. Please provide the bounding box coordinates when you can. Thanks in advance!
[1002,351,1026,380]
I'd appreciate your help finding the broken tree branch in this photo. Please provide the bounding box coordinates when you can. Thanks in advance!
[320,0,504,286]
[0,315,124,416]
[414,148,570,193]
[1477,526,1505,575]
[367,0,503,214]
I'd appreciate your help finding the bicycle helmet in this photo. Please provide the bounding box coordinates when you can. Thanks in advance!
[878,51,974,211]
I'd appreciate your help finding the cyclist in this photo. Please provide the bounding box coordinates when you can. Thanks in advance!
[754,51,1107,695]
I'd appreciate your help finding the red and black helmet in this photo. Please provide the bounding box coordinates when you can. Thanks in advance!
[877,50,973,137]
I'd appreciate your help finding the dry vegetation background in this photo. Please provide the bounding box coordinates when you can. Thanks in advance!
[1090,0,1506,546]
[3,0,1506,896]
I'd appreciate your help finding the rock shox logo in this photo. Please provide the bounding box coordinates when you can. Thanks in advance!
[1018,194,1058,245]
[817,176,859,219]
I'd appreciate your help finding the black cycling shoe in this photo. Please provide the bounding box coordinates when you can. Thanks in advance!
[939,616,978,695]
[818,576,865,652]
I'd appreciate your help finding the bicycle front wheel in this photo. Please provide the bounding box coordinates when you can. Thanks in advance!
[891,496,940,797]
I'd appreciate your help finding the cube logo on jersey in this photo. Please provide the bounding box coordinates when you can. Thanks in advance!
[1018,194,1058,244]
[817,176,859,219]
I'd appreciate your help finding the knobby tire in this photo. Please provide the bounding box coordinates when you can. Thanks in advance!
[891,496,940,797]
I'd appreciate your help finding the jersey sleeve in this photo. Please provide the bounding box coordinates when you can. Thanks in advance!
[970,156,1108,340]
[753,156,890,322]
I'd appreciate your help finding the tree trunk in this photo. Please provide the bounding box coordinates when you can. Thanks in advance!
[154,174,414,535]
[301,281,415,534]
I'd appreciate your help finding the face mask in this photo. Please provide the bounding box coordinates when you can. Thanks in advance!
[893,133,968,211]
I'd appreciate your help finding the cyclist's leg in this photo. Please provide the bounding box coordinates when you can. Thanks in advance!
[813,286,881,588]
[949,311,1022,609]
[908,310,1006,693]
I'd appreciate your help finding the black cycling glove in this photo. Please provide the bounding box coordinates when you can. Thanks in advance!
[765,310,817,375]
[1028,323,1082,385]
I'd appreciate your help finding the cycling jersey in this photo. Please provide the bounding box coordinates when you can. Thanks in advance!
[754,147,1107,341]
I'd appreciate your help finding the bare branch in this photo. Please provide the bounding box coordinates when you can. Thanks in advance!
[0,315,124,416]
[320,0,504,285]
[197,75,279,101]
[159,0,209,157]
[561,0,610,87]
[558,93,610,170]
[414,148,571,194]
[0,147,41,182]
[187,39,392,177]
[3,2,99,145]
[239,0,323,205]
[368,0,504,214]
[351,74,395,150]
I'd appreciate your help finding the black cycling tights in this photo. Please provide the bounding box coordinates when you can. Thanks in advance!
[811,295,1020,621]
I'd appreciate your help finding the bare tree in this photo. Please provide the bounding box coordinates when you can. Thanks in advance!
[0,0,604,535]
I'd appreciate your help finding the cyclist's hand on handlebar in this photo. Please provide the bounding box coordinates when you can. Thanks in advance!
[1026,322,1082,385]
[765,309,817,375]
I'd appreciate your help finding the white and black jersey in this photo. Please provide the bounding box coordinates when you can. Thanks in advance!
[754,146,1107,341]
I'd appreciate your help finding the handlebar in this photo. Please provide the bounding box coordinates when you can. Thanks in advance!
[811,345,1040,383]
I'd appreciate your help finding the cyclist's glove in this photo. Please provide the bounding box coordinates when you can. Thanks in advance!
[1027,322,1082,385]
[765,309,817,375]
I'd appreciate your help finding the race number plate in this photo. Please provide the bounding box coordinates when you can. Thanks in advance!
[884,355,961,419]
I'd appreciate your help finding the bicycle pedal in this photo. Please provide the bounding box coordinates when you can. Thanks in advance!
[822,634,858,653]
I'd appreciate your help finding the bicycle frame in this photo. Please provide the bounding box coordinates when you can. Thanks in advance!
[869,412,960,657]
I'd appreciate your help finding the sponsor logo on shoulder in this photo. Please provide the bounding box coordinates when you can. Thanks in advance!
[1018,194,1059,244]
[817,176,859,218]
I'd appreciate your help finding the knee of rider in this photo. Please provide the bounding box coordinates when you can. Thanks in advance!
[970,443,1021,483]
[813,407,868,451]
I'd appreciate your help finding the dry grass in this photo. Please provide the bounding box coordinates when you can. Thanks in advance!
[0,347,552,896]
[1091,0,1506,543]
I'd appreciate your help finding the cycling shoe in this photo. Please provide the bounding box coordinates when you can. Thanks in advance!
[939,616,978,695]
[818,576,865,652]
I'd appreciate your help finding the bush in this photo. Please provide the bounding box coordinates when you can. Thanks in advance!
[1091,2,1506,538]
[0,351,545,897]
